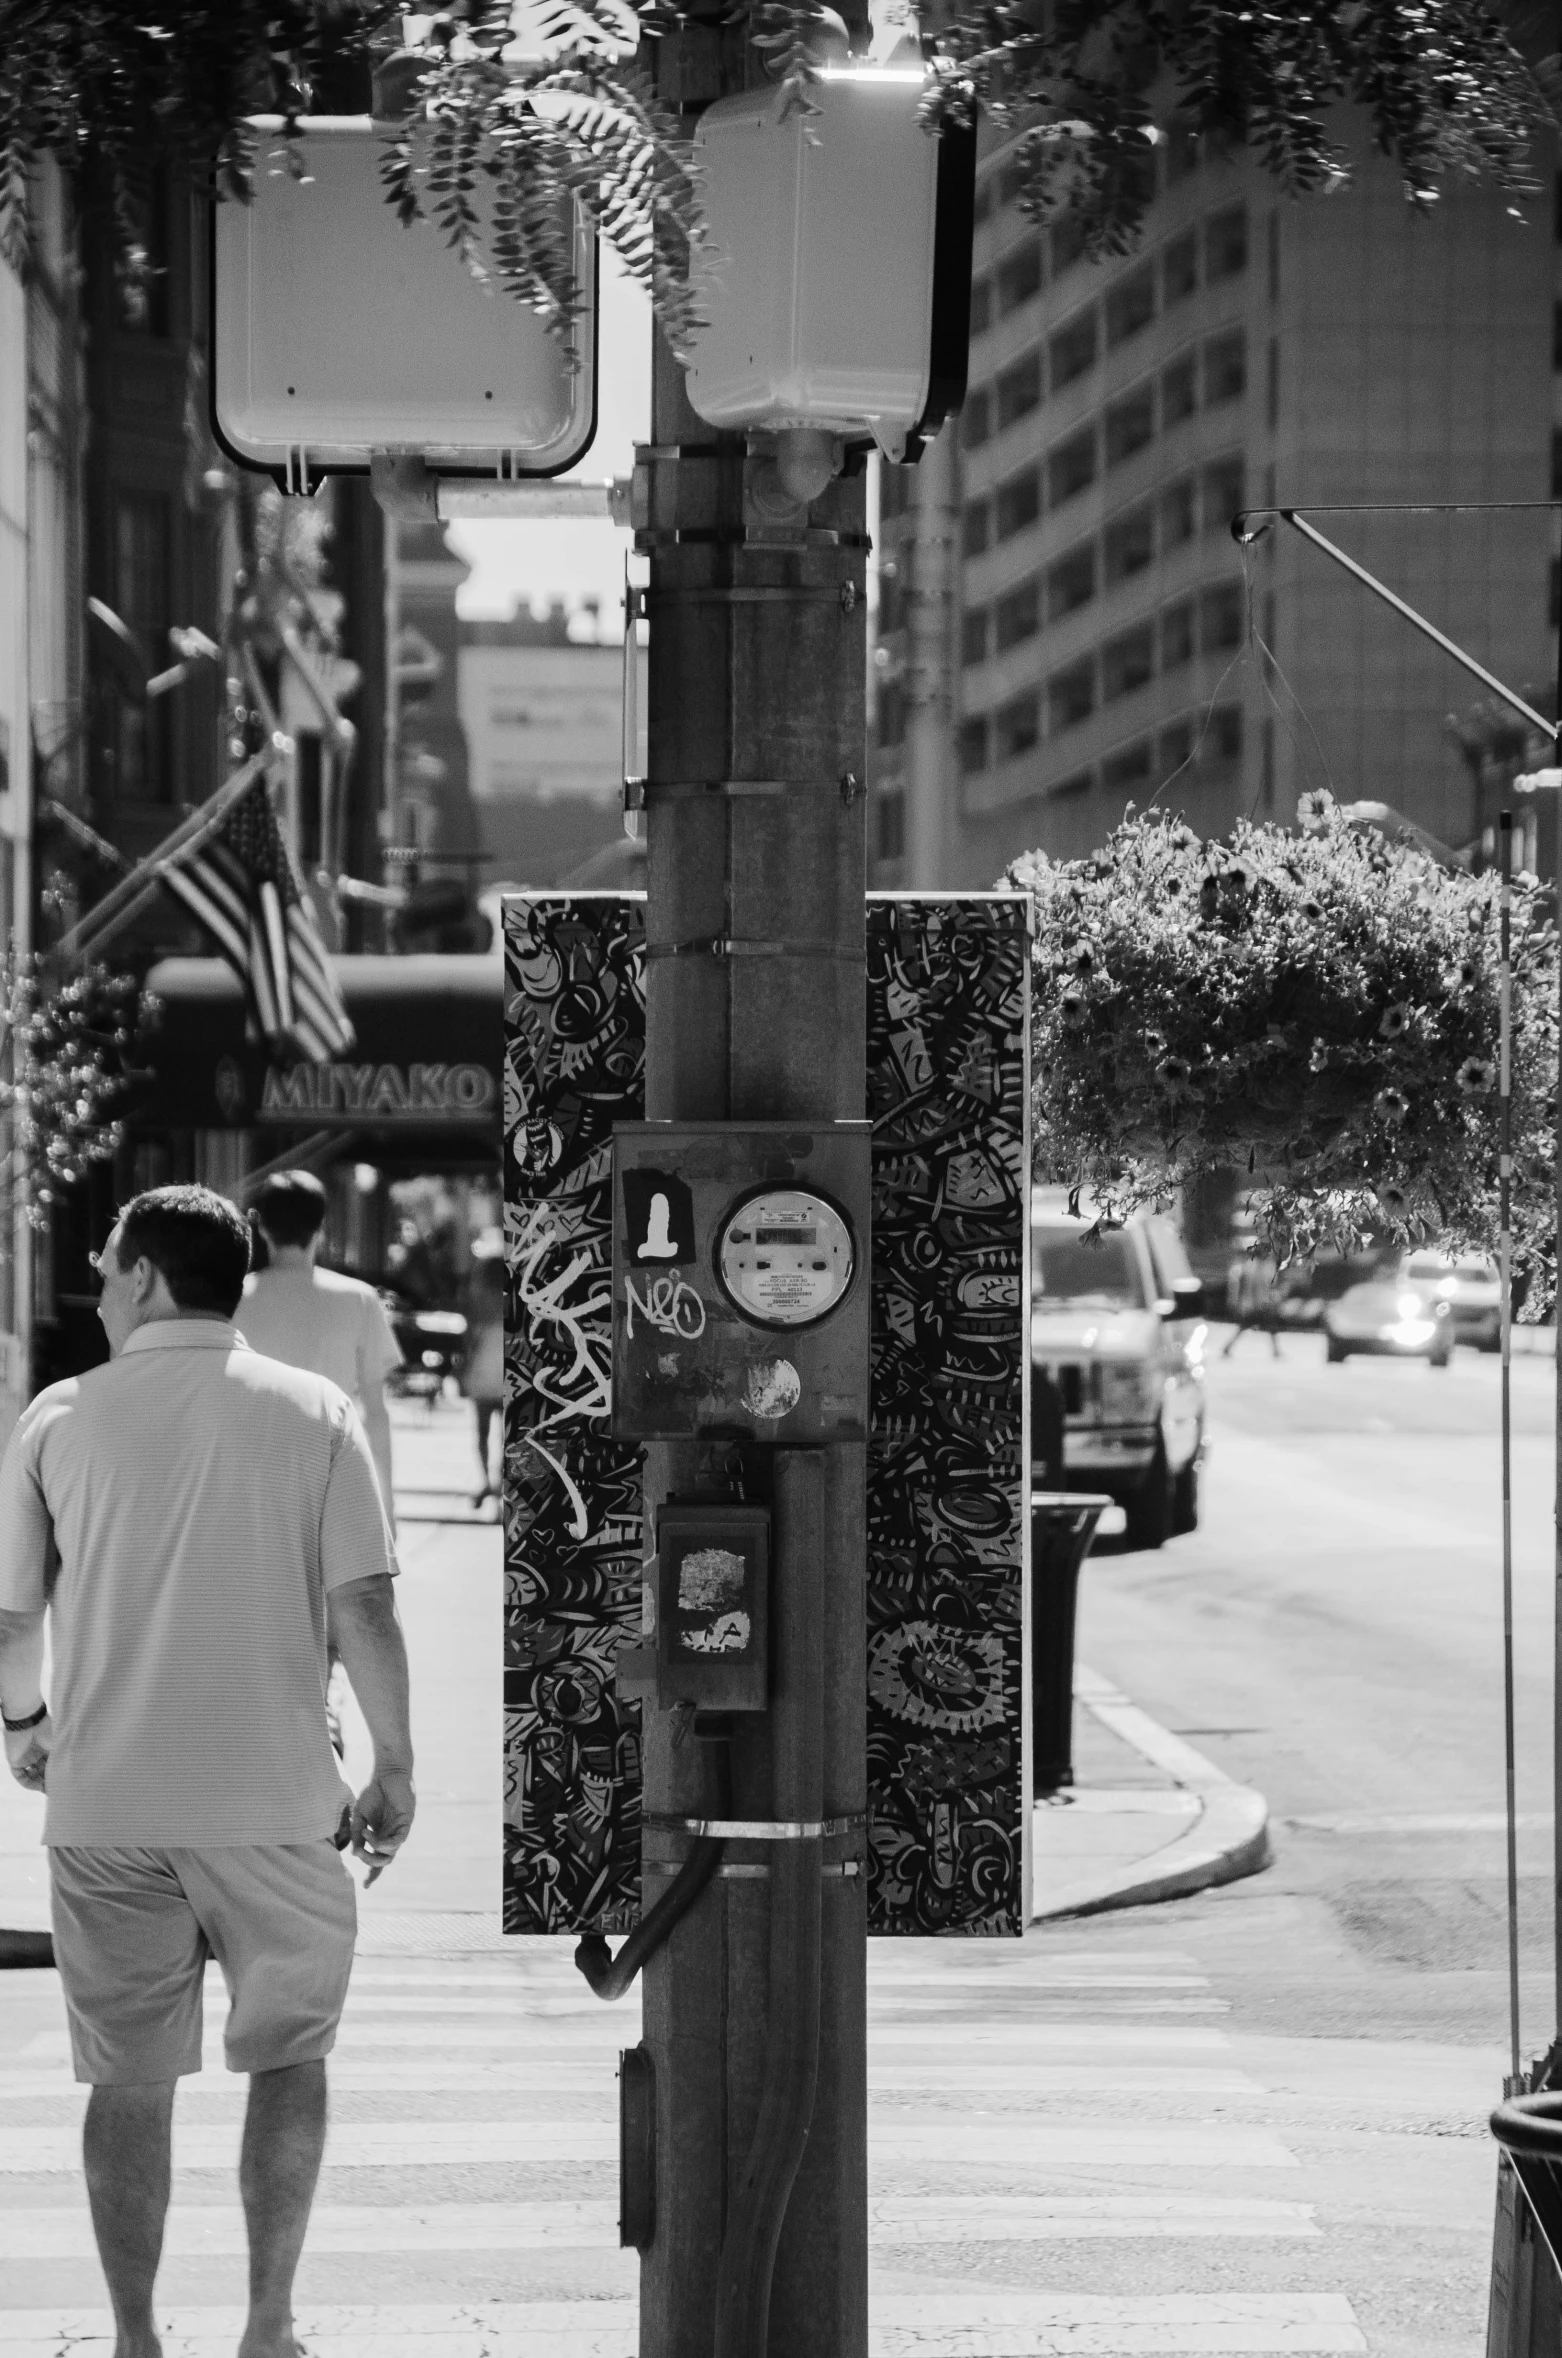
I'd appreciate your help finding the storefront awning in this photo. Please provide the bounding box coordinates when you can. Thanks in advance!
[132,955,503,1164]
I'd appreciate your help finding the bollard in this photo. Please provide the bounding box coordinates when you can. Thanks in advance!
[1030,1492,1113,1794]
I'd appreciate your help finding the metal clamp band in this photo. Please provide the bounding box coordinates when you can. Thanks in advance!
[641,779,792,802]
[646,1813,865,1841]
[644,582,861,604]
[647,1858,863,1879]
[646,938,867,963]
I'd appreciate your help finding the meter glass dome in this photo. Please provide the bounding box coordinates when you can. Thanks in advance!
[717,1189,855,1329]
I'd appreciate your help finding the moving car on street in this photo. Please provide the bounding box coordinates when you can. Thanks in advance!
[1398,1251,1500,1351]
[1323,1276,1453,1366]
[1031,1188,1207,1551]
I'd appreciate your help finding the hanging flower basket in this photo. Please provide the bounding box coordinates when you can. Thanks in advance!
[1005,798,1559,1310]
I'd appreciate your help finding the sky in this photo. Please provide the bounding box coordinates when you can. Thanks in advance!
[446,250,651,639]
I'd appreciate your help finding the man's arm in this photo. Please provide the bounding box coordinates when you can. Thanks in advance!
[327,1575,414,1881]
[0,1605,48,1791]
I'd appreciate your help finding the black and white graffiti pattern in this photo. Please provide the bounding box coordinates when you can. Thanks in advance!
[502,893,1029,1938]
[866,897,1030,1936]
[502,897,646,1934]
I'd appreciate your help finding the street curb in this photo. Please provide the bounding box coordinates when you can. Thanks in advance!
[1031,1664,1272,1922]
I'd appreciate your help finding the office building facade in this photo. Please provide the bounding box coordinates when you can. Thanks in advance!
[871,123,1557,887]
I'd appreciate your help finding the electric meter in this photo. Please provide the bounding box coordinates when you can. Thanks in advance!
[717,1189,855,1329]
[611,1123,871,1441]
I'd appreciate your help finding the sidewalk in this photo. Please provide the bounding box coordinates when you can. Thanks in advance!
[1032,1662,1272,1922]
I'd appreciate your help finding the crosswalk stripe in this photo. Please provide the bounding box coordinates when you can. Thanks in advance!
[18,2020,1238,2062]
[0,2194,1317,2262]
[0,2293,1369,2354]
[0,2119,1297,2174]
[0,2060,1263,2104]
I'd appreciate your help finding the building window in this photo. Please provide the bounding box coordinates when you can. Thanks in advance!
[1052,216,1090,274]
[1552,430,1562,500]
[1046,428,1097,509]
[881,466,910,522]
[111,492,172,800]
[1161,477,1196,549]
[996,466,1042,540]
[1200,581,1245,652]
[1267,338,1279,428]
[1205,204,1248,281]
[1261,715,1275,809]
[1160,601,1195,669]
[876,789,906,861]
[997,351,1042,430]
[1049,309,1098,389]
[963,500,991,557]
[1103,739,1154,792]
[996,690,1041,762]
[959,716,990,773]
[1050,767,1095,799]
[1102,624,1155,702]
[997,239,1044,315]
[1208,704,1244,765]
[1047,542,1096,620]
[1105,264,1156,349]
[962,609,991,667]
[877,682,906,750]
[1203,330,1246,406]
[1160,718,1194,774]
[1166,120,1201,184]
[962,389,993,451]
[969,278,992,338]
[1103,501,1155,584]
[1105,385,1156,468]
[1162,353,1197,427]
[1201,455,1246,533]
[995,578,1041,651]
[1048,658,1096,732]
[1163,229,1198,304]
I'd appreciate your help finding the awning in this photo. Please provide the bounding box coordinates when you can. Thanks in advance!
[132,955,503,1166]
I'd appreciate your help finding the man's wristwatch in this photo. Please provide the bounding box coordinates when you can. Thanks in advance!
[1,1701,47,1733]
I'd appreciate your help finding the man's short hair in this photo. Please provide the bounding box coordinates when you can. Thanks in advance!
[251,1170,329,1248]
[115,1185,252,1317]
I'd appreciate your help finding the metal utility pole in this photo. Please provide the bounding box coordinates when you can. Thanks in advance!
[902,423,958,888]
[635,16,869,2353]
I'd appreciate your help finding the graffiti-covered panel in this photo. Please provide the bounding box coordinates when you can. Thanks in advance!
[502,895,646,1934]
[865,895,1031,1935]
[502,891,1029,1937]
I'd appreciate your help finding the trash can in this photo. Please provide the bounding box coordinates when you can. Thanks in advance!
[1031,1490,1113,1795]
[1488,2088,1562,2354]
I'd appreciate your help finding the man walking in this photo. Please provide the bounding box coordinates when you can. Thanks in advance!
[240,1170,402,1524]
[0,1183,414,2358]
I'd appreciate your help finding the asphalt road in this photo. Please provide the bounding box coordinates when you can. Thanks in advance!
[1071,1329,1559,2356]
[1081,1327,1559,2052]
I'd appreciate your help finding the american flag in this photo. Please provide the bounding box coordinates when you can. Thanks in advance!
[161,778,356,1061]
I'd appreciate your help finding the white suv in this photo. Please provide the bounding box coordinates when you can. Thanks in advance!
[1031,1188,1208,1551]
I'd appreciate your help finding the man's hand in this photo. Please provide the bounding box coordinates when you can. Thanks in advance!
[3,1709,50,1793]
[350,1766,415,1885]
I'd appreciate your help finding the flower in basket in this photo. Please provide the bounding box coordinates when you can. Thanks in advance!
[1005,797,1559,1313]
[1457,1057,1497,1096]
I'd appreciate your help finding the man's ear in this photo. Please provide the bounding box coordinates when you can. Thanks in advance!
[129,1256,159,1304]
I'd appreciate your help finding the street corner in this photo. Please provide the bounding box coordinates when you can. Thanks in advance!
[1032,1662,1272,1923]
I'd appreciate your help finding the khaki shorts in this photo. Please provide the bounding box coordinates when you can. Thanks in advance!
[49,1841,357,2086]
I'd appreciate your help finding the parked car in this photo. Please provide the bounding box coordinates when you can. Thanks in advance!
[1324,1277,1453,1366]
[1272,1248,1394,1330]
[1398,1251,1500,1351]
[1030,1188,1207,1551]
